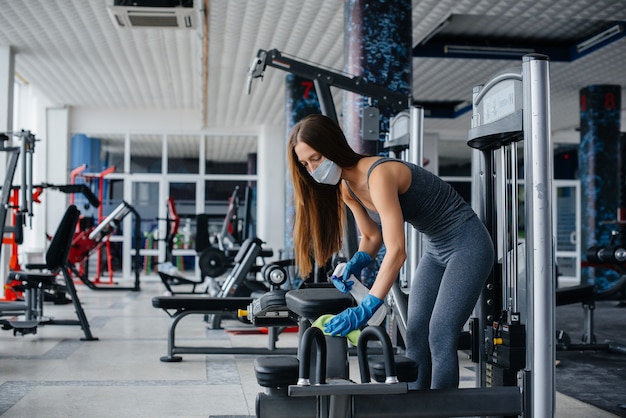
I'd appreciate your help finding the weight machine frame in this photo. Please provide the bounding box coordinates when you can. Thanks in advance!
[468,54,555,416]
[248,50,556,417]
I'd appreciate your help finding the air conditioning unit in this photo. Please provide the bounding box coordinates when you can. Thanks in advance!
[107,1,196,29]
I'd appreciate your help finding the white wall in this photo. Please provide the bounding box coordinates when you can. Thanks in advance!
[0,45,15,290]
[70,107,203,133]
[16,84,68,263]
[423,132,439,174]
[257,124,286,259]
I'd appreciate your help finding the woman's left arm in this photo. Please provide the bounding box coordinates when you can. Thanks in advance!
[367,165,408,300]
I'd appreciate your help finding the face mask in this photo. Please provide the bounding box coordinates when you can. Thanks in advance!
[310,158,342,185]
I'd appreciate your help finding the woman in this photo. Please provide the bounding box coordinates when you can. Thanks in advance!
[288,113,494,390]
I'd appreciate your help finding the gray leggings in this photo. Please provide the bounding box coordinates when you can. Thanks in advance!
[405,216,494,390]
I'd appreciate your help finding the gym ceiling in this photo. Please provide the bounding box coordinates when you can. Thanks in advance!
[0,0,624,164]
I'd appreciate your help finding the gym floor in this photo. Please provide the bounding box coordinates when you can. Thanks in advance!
[0,276,624,418]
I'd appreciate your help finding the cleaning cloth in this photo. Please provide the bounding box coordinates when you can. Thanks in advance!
[311,314,361,346]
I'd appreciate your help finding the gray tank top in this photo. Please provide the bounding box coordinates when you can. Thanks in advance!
[345,157,475,238]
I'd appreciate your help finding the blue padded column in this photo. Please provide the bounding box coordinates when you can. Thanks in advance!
[343,0,412,156]
[579,85,622,289]
[343,0,412,286]
[284,74,321,259]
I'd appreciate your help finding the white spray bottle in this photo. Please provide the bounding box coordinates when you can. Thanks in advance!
[331,263,387,326]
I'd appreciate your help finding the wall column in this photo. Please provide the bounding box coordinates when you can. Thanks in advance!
[0,46,15,290]
[283,74,321,259]
[257,123,285,259]
[579,85,622,289]
[0,45,14,133]
[343,0,412,155]
[343,0,412,286]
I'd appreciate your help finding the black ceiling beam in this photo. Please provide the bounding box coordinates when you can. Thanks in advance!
[413,21,626,62]
[414,100,472,119]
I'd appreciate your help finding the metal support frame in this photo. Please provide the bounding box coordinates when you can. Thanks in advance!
[74,201,142,291]
[247,49,553,418]
[0,131,37,267]
[522,54,554,418]
[468,54,554,417]
[247,49,412,116]
[384,105,424,344]
[157,307,297,362]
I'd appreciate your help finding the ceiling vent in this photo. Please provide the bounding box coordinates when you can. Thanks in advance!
[107,1,196,29]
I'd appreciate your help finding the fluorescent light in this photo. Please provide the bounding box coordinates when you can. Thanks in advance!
[445,45,535,57]
[576,24,623,53]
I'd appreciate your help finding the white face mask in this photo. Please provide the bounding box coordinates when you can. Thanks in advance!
[310,158,342,185]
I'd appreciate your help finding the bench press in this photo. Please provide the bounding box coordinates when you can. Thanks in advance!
[152,238,298,361]
[152,295,300,362]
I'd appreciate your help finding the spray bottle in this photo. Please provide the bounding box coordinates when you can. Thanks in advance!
[331,262,387,326]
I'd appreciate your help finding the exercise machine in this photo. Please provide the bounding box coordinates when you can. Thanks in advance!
[252,286,521,418]
[0,131,37,275]
[68,200,142,291]
[158,186,254,295]
[468,54,553,415]
[250,54,554,418]
[0,205,98,340]
[247,48,425,341]
[152,237,295,361]
[555,230,626,352]
[248,48,413,269]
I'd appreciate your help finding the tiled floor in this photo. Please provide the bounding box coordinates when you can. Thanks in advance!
[0,276,620,417]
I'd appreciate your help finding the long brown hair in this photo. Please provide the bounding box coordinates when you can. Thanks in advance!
[287,114,364,278]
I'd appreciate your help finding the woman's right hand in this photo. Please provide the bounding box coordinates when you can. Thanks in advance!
[343,251,372,282]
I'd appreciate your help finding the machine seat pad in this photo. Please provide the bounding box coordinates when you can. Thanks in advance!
[369,355,418,383]
[555,284,595,306]
[7,271,57,287]
[285,288,353,319]
[152,296,254,311]
[254,355,299,388]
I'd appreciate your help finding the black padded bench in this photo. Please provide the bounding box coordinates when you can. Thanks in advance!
[556,283,595,306]
[152,295,298,362]
[555,276,626,349]
[285,287,354,320]
[555,283,597,348]
[152,286,353,363]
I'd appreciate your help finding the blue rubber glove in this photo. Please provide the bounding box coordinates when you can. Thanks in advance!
[323,294,383,337]
[331,273,353,293]
[343,251,372,283]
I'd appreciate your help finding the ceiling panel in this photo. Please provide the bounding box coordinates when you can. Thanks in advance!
[0,0,624,163]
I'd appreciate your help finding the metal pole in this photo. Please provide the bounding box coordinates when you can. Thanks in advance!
[499,145,510,311]
[20,131,28,214]
[405,105,424,284]
[522,54,554,418]
[509,142,519,313]
[470,84,491,387]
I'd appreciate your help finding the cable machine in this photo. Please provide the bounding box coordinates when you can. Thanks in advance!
[468,54,555,417]
[0,131,37,277]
